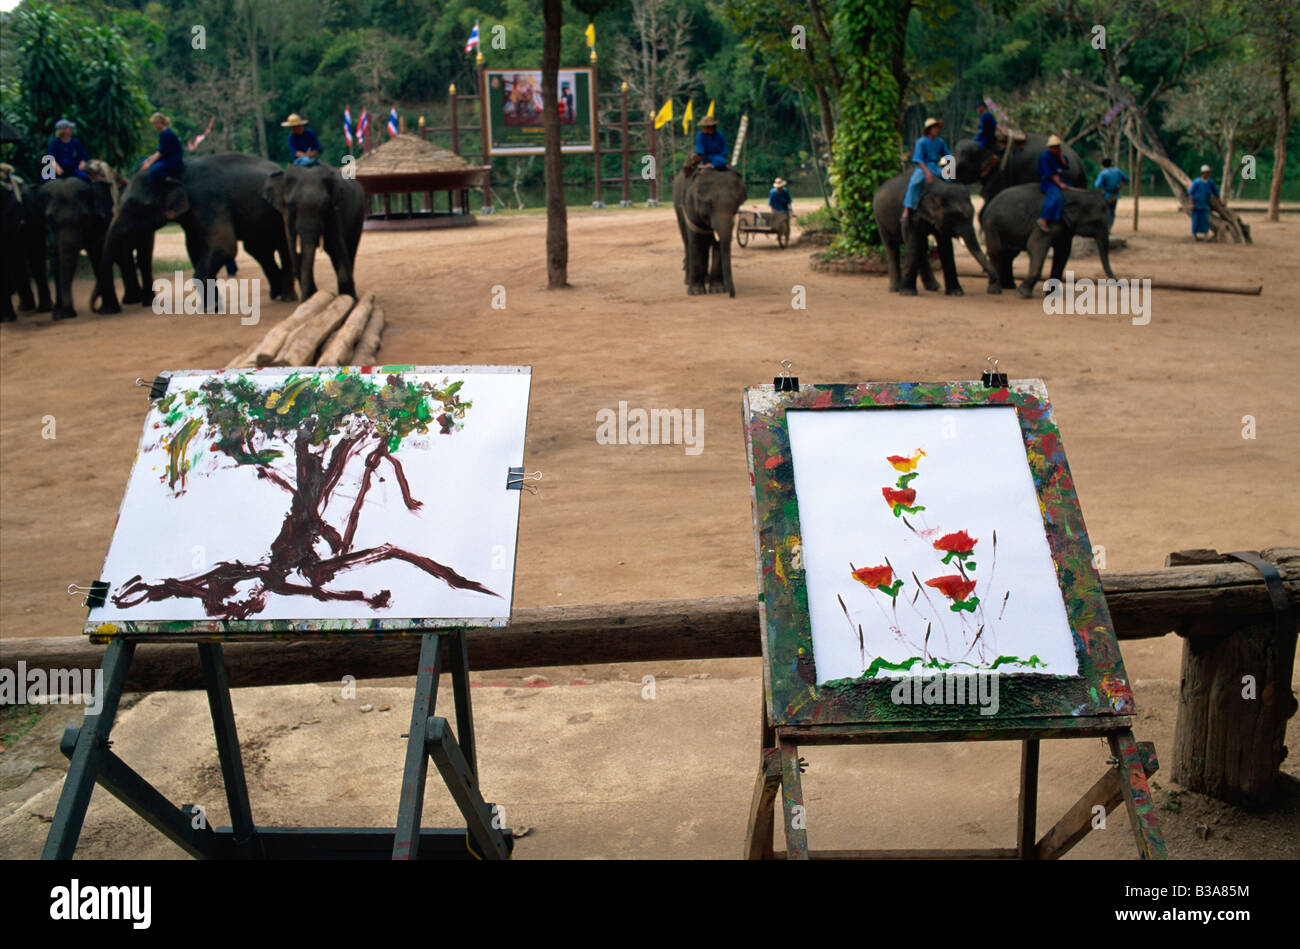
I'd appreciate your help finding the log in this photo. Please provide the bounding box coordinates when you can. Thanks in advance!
[273,294,355,366]
[316,292,375,366]
[1168,548,1299,808]
[225,344,259,370]
[2,552,1295,694]
[249,290,336,367]
[350,302,385,365]
[957,271,1263,295]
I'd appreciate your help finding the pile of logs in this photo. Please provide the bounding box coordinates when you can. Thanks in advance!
[226,290,386,368]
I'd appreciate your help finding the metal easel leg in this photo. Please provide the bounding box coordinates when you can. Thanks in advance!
[198,642,256,856]
[392,632,443,860]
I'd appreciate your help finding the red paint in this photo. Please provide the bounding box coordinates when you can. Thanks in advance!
[934,530,977,553]
[925,574,976,602]
[882,487,916,506]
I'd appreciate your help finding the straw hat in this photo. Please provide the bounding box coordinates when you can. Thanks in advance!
[1200,164,1211,173]
[1046,134,1063,147]
[699,114,717,127]
[923,117,943,130]
[280,113,309,127]
[773,177,787,188]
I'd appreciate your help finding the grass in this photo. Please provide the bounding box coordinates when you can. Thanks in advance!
[0,703,44,748]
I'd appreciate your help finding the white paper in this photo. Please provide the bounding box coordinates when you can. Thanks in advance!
[786,406,1078,682]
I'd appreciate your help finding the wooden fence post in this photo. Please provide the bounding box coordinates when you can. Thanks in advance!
[1166,547,1299,807]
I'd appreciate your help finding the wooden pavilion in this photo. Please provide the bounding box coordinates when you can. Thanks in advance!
[353,133,489,230]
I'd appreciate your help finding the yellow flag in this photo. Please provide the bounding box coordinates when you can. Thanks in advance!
[653,99,673,129]
[682,100,694,134]
[585,22,595,46]
[707,100,715,118]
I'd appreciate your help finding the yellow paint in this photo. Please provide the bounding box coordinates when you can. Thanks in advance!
[889,448,926,472]
[96,624,117,636]
[273,377,313,415]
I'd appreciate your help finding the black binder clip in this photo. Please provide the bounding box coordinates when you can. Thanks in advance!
[68,581,110,609]
[136,375,170,400]
[774,360,798,392]
[980,357,1007,389]
[506,467,542,494]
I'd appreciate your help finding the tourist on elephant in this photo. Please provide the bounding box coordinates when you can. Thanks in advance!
[46,119,90,182]
[140,113,183,183]
[1094,157,1129,229]
[769,178,792,213]
[283,113,323,166]
[975,101,997,153]
[902,117,949,222]
[1189,165,1219,241]
[1036,134,1073,232]
[694,115,728,170]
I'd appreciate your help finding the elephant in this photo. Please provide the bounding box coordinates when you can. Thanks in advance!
[952,133,1084,202]
[873,171,995,296]
[979,182,1117,297]
[1,176,52,320]
[673,167,746,296]
[260,163,365,299]
[95,152,296,314]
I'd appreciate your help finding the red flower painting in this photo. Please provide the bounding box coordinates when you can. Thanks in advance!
[882,487,916,507]
[934,530,976,554]
[852,564,893,588]
[925,574,977,604]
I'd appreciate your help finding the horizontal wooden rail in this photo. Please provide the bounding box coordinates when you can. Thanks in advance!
[1,551,1294,694]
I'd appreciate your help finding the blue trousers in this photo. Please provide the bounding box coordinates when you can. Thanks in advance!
[1191,207,1210,234]
[148,160,182,182]
[1040,182,1063,221]
[292,156,320,167]
[903,167,926,210]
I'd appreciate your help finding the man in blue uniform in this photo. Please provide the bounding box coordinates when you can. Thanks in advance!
[975,101,997,153]
[282,113,323,166]
[140,112,183,183]
[1094,157,1129,229]
[694,114,728,170]
[902,117,949,222]
[769,177,792,213]
[46,119,90,181]
[1188,164,1219,240]
[1036,134,1072,232]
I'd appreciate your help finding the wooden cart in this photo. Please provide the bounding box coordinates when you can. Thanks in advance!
[736,208,791,248]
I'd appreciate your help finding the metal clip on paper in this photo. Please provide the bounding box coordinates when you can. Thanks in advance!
[136,375,170,399]
[774,360,798,392]
[67,581,110,609]
[980,356,1008,389]
[506,467,543,495]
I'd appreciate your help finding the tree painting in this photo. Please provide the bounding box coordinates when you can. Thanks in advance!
[112,370,499,620]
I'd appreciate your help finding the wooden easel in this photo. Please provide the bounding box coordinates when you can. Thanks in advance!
[42,630,511,860]
[744,696,1165,860]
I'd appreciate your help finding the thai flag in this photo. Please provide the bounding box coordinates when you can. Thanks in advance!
[344,107,354,148]
[388,107,399,138]
[357,109,370,145]
[465,22,480,54]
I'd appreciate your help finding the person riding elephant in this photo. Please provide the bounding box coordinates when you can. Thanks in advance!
[45,119,91,182]
[673,163,745,296]
[1036,134,1074,233]
[1,163,53,320]
[689,114,728,173]
[902,117,950,224]
[140,112,184,183]
[282,113,323,167]
[94,152,297,314]
[951,132,1084,203]
[874,170,995,296]
[975,101,998,153]
[980,182,1117,297]
[260,162,365,299]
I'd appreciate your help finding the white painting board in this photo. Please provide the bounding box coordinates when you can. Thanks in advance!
[785,405,1078,682]
[88,366,530,633]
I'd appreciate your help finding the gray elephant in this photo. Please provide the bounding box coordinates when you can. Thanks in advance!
[260,163,365,299]
[673,167,746,296]
[979,182,1117,297]
[873,171,994,296]
[95,152,295,313]
[2,175,52,320]
[952,133,1084,202]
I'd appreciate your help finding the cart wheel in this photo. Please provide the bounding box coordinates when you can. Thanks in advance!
[737,228,750,248]
[777,224,789,249]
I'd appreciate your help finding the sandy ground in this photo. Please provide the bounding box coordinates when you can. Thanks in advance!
[0,196,1297,859]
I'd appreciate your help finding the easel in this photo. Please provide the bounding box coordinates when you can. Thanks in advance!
[744,698,1165,860]
[42,630,512,860]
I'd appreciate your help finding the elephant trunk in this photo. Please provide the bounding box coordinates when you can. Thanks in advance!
[94,217,126,313]
[961,222,996,280]
[1094,230,1116,282]
[717,217,736,297]
[296,229,319,298]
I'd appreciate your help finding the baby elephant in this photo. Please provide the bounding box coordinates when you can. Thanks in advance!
[979,183,1117,297]
[261,163,365,298]
[873,171,994,296]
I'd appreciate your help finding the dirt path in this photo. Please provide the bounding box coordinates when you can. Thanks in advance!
[1,197,1296,639]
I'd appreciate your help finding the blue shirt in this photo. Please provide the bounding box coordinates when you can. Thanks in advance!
[47,136,89,177]
[156,128,183,174]
[976,111,997,151]
[695,130,728,168]
[769,187,791,212]
[911,135,949,176]
[1189,177,1218,209]
[1038,149,1068,190]
[1094,167,1129,197]
[287,128,323,158]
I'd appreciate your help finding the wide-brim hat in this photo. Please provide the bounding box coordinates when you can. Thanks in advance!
[923,116,943,130]
[699,114,718,127]
[1046,134,1063,147]
[1200,164,1212,173]
[773,178,788,188]
[280,113,309,127]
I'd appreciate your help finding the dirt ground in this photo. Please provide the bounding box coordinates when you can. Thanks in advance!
[0,195,1297,859]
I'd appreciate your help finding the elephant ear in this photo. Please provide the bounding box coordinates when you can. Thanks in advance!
[917,189,944,227]
[261,169,287,214]
[326,168,342,209]
[162,179,190,220]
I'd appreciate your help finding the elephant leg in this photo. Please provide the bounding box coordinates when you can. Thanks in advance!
[137,232,156,307]
[686,231,707,295]
[1019,231,1050,298]
[323,225,356,298]
[938,237,962,296]
[51,243,80,320]
[118,242,143,304]
[898,224,920,296]
[885,241,902,292]
[707,235,726,293]
[1050,237,1072,283]
[244,241,290,305]
[999,250,1016,292]
[917,230,941,292]
[27,237,52,312]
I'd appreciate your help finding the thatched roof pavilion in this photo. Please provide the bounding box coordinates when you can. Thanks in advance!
[353,133,489,229]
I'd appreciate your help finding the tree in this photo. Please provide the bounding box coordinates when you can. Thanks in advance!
[240,0,269,158]
[542,0,568,287]
[112,372,498,620]
[1163,60,1275,198]
[1248,0,1300,221]
[999,74,1107,146]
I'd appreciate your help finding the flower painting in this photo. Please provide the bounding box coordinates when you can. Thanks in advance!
[785,405,1079,682]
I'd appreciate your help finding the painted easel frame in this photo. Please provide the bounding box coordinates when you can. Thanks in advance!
[43,366,530,860]
[741,380,1166,859]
